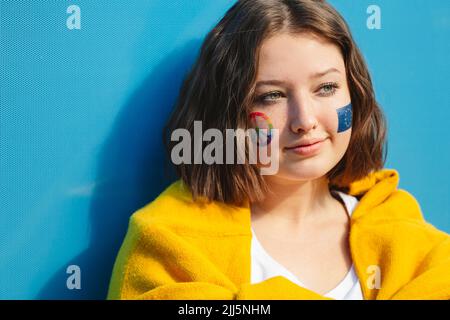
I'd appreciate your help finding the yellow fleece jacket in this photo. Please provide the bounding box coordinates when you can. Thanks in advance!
[107,169,450,300]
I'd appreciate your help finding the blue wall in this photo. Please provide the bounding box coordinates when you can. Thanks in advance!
[0,0,448,299]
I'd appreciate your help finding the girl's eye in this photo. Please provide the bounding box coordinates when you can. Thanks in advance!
[317,82,339,97]
[256,91,284,104]
[255,83,339,104]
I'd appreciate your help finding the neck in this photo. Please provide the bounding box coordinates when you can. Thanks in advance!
[250,175,340,230]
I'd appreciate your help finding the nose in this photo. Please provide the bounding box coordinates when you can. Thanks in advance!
[289,94,318,133]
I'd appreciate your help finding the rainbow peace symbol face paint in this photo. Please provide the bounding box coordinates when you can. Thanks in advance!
[249,111,273,146]
[337,102,353,133]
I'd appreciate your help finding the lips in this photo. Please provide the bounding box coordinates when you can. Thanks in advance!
[286,138,326,149]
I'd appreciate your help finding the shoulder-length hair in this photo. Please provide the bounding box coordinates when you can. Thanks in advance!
[163,0,387,206]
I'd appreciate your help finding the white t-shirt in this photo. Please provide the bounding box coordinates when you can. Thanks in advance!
[251,190,364,300]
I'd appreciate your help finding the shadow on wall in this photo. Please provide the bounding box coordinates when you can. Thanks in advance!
[37,39,202,299]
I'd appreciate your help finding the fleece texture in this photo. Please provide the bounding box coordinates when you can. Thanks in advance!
[107,169,450,300]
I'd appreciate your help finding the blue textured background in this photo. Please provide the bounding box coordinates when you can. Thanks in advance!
[1,0,449,299]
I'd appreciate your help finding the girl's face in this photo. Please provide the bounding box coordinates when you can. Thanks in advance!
[250,32,352,182]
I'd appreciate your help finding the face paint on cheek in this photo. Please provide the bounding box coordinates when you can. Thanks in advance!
[337,102,353,133]
[249,111,273,146]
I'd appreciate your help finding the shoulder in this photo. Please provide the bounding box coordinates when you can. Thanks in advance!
[382,188,425,221]
[344,168,425,223]
[357,186,426,224]
[129,180,251,237]
[356,187,449,245]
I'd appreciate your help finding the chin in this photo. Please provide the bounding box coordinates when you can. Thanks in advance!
[274,164,332,182]
[276,151,340,178]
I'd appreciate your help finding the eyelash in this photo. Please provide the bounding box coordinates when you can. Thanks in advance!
[255,82,340,104]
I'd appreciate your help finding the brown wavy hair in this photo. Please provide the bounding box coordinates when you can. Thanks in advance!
[163,0,388,206]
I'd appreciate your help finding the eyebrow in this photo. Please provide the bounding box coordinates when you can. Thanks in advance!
[255,67,341,87]
[311,67,341,79]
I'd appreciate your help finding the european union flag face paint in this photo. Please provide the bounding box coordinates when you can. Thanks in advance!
[337,102,353,133]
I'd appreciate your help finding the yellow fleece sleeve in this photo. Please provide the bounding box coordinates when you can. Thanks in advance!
[116,278,330,300]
